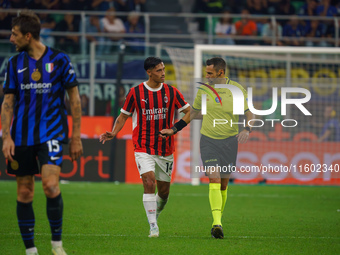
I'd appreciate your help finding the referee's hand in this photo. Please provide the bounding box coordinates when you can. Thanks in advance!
[237,129,250,144]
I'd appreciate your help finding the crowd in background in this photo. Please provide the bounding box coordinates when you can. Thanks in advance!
[0,0,146,53]
[195,0,340,46]
[0,0,340,52]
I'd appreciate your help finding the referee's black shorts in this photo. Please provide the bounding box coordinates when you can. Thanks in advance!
[200,134,238,177]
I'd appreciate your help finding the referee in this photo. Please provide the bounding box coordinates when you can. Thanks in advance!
[191,57,254,239]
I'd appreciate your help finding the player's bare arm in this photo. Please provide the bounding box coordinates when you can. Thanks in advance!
[237,110,255,144]
[1,94,15,162]
[99,112,130,144]
[159,106,191,138]
[67,86,83,161]
[190,107,203,120]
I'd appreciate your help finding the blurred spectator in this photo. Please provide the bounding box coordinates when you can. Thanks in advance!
[55,14,80,53]
[59,0,76,10]
[298,0,318,29]
[27,0,44,9]
[247,0,268,15]
[39,12,56,48]
[299,0,318,17]
[194,0,225,13]
[92,0,114,11]
[317,106,340,142]
[277,0,296,16]
[316,0,337,38]
[324,17,339,46]
[247,0,268,34]
[276,0,296,26]
[214,10,236,45]
[267,0,281,15]
[0,0,11,8]
[223,0,246,13]
[316,0,337,17]
[0,7,12,52]
[42,0,60,9]
[235,9,258,45]
[102,7,125,36]
[261,19,283,45]
[113,0,129,12]
[101,7,125,53]
[74,0,91,10]
[124,11,145,52]
[0,8,11,36]
[10,0,24,8]
[283,16,306,46]
[193,0,225,32]
[305,20,328,47]
[336,0,340,16]
[84,15,105,54]
[127,0,146,12]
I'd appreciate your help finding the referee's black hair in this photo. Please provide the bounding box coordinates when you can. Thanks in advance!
[12,10,41,40]
[206,57,226,74]
[144,57,163,71]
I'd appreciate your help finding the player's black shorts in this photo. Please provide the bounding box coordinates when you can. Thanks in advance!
[200,134,238,177]
[7,139,64,176]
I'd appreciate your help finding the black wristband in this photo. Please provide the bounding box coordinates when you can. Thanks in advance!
[171,126,178,134]
[172,119,187,134]
[245,126,252,133]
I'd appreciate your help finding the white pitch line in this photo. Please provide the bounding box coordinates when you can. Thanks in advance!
[1,232,339,240]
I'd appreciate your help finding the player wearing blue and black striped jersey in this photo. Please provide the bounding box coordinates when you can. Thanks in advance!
[1,11,83,255]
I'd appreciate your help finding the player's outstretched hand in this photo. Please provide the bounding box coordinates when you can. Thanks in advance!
[69,137,83,161]
[236,130,250,144]
[2,137,15,162]
[159,129,174,139]
[99,131,115,144]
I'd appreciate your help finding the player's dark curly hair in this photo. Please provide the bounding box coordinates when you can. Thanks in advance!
[12,11,41,40]
[206,57,226,74]
[144,57,163,71]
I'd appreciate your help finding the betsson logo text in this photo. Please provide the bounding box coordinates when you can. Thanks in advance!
[21,83,52,94]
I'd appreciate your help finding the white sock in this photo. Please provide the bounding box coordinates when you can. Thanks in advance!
[26,247,38,254]
[143,194,157,227]
[156,193,168,220]
[51,240,62,248]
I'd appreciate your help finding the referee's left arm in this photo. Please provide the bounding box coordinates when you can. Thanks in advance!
[237,110,255,144]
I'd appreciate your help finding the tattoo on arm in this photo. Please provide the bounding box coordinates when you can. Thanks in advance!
[1,95,15,139]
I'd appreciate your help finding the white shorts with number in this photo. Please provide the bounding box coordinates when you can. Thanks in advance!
[134,152,174,182]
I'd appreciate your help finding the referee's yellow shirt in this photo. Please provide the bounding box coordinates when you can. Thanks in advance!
[192,78,249,139]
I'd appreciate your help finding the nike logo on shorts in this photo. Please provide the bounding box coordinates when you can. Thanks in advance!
[51,156,60,161]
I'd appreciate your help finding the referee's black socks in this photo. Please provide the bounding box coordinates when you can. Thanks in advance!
[17,201,35,249]
[47,193,63,241]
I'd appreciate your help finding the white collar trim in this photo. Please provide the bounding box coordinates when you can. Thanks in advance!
[143,82,163,92]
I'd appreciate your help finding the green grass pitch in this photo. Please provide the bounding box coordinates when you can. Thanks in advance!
[0,181,339,255]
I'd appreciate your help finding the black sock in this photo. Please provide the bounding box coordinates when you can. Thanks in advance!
[47,193,63,241]
[17,201,35,249]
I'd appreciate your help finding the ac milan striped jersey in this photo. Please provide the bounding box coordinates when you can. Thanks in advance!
[121,82,189,156]
[3,47,78,146]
